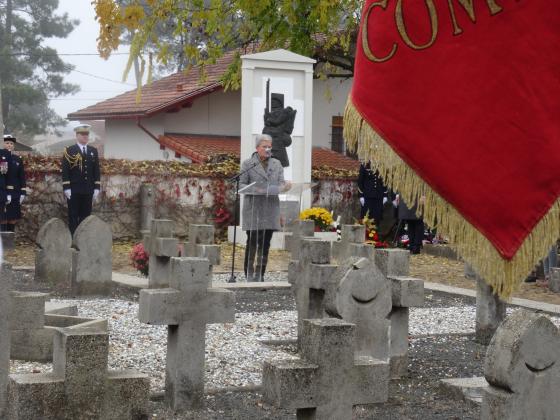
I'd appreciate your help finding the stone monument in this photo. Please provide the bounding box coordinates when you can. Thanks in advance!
[71,215,112,295]
[184,224,220,266]
[144,219,179,288]
[8,328,150,419]
[35,218,72,286]
[482,310,560,420]
[263,318,389,419]
[263,89,297,167]
[139,257,235,410]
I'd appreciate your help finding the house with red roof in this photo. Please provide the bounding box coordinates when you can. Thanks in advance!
[68,50,358,172]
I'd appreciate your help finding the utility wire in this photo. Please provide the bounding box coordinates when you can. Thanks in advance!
[0,52,129,57]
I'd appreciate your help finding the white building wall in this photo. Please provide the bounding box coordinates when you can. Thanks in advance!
[164,89,241,136]
[312,78,353,149]
[105,115,165,160]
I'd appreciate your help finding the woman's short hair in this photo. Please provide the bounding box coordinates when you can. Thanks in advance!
[255,134,272,147]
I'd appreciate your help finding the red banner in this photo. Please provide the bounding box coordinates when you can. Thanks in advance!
[346,0,560,294]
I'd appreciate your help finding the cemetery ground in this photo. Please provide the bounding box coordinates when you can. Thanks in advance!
[4,240,560,419]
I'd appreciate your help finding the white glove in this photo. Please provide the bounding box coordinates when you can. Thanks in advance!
[359,197,365,206]
[6,195,11,204]
[383,197,388,205]
[392,194,399,208]
[93,189,100,200]
[64,190,71,200]
[19,195,25,204]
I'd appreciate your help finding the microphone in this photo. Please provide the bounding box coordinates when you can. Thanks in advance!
[264,147,272,158]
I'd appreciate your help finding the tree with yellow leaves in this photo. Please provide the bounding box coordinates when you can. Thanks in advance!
[93,0,362,89]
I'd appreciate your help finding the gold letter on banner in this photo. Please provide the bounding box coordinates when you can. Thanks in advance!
[362,0,398,63]
[486,0,503,15]
[396,0,439,50]
[447,0,476,35]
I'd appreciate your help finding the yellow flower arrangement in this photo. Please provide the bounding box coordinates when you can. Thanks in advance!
[299,207,334,231]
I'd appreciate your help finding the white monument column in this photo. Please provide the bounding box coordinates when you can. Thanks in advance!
[231,49,316,248]
[240,49,315,191]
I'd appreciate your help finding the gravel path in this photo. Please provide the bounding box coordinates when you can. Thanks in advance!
[6,266,560,419]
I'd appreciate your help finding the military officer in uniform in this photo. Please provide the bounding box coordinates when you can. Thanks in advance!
[61,124,101,234]
[357,162,388,224]
[1,134,26,232]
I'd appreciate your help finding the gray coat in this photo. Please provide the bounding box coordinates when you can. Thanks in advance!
[240,153,285,231]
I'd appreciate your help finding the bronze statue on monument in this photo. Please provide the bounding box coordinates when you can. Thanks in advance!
[262,79,297,168]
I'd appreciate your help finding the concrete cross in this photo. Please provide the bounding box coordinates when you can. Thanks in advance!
[482,310,560,420]
[332,224,375,262]
[324,256,392,360]
[263,318,389,419]
[288,239,337,344]
[139,257,235,410]
[8,328,149,419]
[286,219,315,257]
[184,224,220,266]
[144,219,179,288]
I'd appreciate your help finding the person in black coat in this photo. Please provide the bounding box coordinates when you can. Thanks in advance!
[0,147,13,231]
[357,162,388,224]
[1,134,26,232]
[62,124,101,235]
[397,195,425,254]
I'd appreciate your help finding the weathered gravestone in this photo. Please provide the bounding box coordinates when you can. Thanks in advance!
[71,215,112,295]
[285,219,315,257]
[144,219,178,288]
[475,275,506,345]
[184,224,220,266]
[324,256,392,360]
[8,328,150,419]
[290,240,422,378]
[139,257,235,410]
[0,232,14,250]
[0,262,10,417]
[10,291,107,362]
[374,248,423,378]
[140,183,155,232]
[263,318,389,419]
[548,267,560,293]
[332,224,374,262]
[482,310,560,420]
[35,218,72,286]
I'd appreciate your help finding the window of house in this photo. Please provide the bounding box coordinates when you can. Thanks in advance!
[331,116,357,159]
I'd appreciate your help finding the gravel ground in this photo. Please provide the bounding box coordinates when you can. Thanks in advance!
[4,266,559,419]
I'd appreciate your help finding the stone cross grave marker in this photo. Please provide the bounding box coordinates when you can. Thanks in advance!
[288,238,337,343]
[71,215,112,295]
[144,219,178,288]
[482,309,560,420]
[8,328,150,419]
[263,318,389,419]
[374,248,423,378]
[184,224,220,266]
[324,256,392,360]
[0,263,10,418]
[286,219,315,257]
[35,218,72,286]
[139,257,235,410]
[332,224,375,262]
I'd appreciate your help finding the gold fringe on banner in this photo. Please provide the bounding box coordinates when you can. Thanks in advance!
[344,98,560,298]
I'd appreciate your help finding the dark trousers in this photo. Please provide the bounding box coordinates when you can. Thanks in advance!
[67,193,93,235]
[406,219,424,253]
[244,230,274,281]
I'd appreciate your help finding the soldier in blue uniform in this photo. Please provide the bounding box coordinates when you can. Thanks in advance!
[61,124,101,234]
[357,162,388,224]
[1,134,26,232]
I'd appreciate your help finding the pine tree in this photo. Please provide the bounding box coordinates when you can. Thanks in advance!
[0,0,79,137]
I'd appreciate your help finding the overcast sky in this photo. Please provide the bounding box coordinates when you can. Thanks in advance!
[45,0,142,124]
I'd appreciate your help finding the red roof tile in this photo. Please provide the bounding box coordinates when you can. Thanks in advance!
[68,51,239,120]
[158,134,359,171]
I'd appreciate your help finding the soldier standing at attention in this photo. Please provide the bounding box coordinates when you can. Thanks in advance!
[0,144,12,231]
[357,161,388,225]
[62,124,100,235]
[1,134,26,233]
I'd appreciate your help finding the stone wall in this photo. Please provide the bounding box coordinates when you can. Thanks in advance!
[17,172,359,241]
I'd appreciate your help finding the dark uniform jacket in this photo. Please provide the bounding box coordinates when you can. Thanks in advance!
[6,153,26,198]
[62,144,100,194]
[357,164,387,199]
[0,149,13,204]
